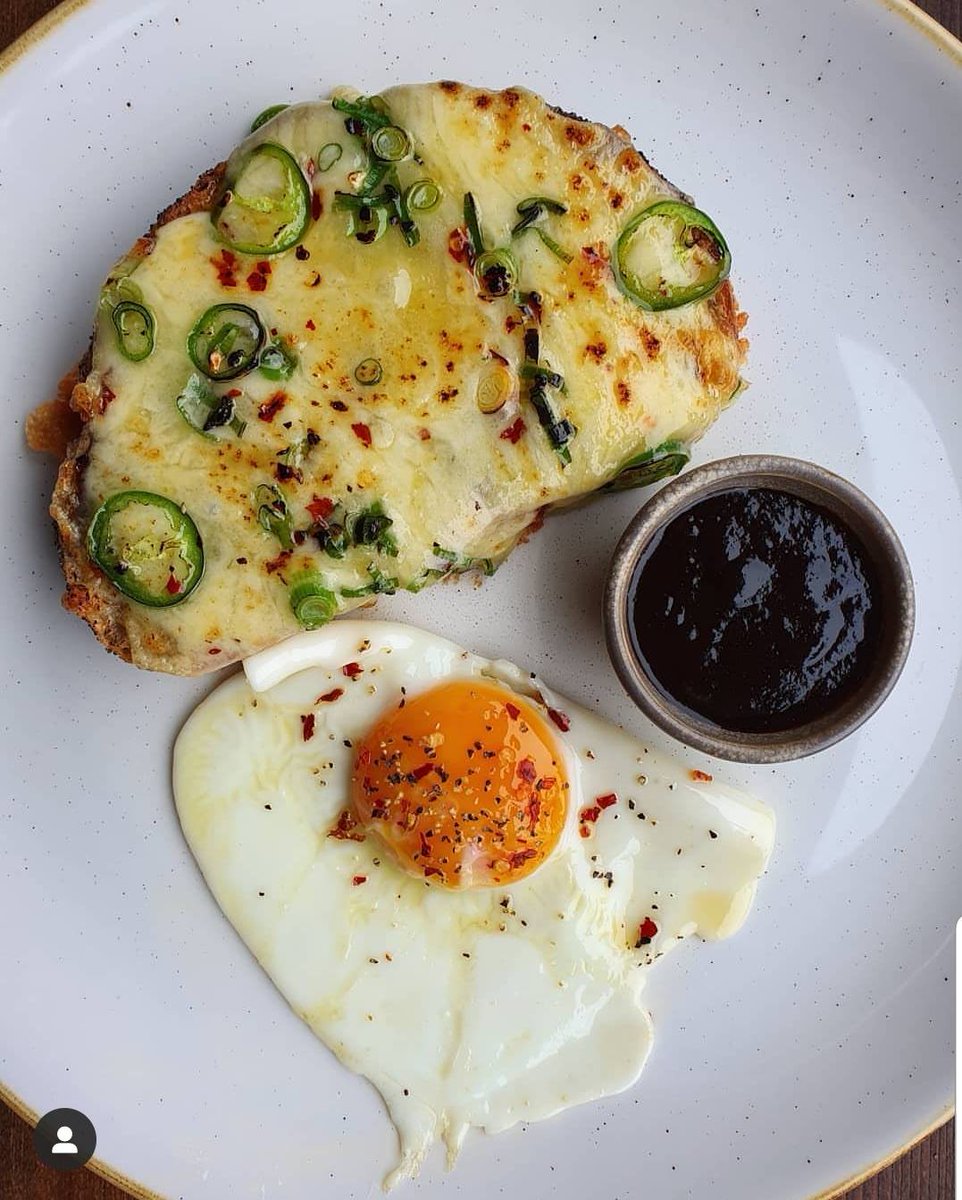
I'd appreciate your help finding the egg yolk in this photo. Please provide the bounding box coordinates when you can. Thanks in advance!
[351,680,569,888]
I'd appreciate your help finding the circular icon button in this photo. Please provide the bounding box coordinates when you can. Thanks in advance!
[33,1108,97,1171]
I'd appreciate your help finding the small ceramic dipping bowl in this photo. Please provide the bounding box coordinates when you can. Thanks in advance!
[604,455,915,763]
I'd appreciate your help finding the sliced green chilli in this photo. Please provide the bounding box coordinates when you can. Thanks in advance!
[250,104,289,133]
[602,440,691,492]
[614,201,731,312]
[289,571,338,628]
[111,301,155,362]
[405,179,442,212]
[258,340,297,380]
[87,490,203,607]
[188,304,266,381]
[212,143,311,255]
[474,248,518,298]
[316,142,343,173]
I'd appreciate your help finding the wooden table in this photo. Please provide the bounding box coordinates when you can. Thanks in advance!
[0,0,957,1195]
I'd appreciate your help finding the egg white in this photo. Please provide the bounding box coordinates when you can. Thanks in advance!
[173,621,774,1186]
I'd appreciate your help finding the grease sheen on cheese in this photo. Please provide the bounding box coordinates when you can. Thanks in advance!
[71,83,746,673]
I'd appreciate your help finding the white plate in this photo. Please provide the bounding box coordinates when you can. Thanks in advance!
[1,1,959,1197]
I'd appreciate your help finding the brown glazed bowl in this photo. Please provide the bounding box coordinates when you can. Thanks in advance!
[603,455,915,763]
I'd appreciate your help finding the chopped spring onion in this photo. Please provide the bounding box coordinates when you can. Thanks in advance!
[176,373,246,439]
[601,440,691,492]
[474,248,519,298]
[212,143,311,255]
[432,544,497,576]
[511,197,572,262]
[255,483,294,550]
[614,200,730,311]
[259,340,297,380]
[463,192,485,259]
[316,141,343,173]
[188,303,265,381]
[511,196,567,234]
[405,179,442,211]
[288,571,338,629]
[371,124,412,162]
[341,563,399,597]
[87,490,203,607]
[334,192,392,244]
[250,104,289,133]
[349,500,397,555]
[332,94,392,131]
[354,357,382,386]
[111,300,155,362]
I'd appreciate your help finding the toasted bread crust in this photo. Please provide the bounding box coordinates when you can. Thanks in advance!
[48,162,227,667]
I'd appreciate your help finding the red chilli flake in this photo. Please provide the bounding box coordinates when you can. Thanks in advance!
[305,318,316,331]
[165,574,182,596]
[596,792,617,810]
[689,769,714,782]
[635,916,659,948]
[423,866,443,879]
[342,661,363,679]
[505,702,521,720]
[208,647,222,656]
[526,796,541,829]
[329,809,365,842]
[311,190,323,220]
[500,417,526,444]
[307,495,335,521]
[447,226,473,266]
[316,687,344,703]
[517,757,537,783]
[351,422,372,447]
[300,713,316,741]
[411,763,433,781]
[352,874,367,887]
[509,848,537,870]
[97,383,116,414]
[265,549,292,574]
[547,707,570,732]
[258,392,287,422]
[212,249,238,287]
[246,269,268,292]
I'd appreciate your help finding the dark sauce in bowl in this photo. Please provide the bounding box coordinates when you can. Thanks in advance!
[627,487,883,733]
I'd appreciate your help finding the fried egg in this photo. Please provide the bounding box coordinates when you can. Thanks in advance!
[173,621,774,1186]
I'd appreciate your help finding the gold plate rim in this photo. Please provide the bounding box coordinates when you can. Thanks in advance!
[0,0,957,1198]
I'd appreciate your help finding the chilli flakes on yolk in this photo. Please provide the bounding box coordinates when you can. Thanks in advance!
[351,680,569,888]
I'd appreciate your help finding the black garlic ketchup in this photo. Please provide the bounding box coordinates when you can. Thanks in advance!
[627,488,883,733]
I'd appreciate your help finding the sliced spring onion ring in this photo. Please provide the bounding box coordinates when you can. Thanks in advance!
[87,490,203,607]
[614,200,731,312]
[111,300,155,362]
[476,363,516,414]
[316,141,343,173]
[249,104,289,133]
[289,571,338,628]
[259,341,297,380]
[212,143,311,255]
[188,304,265,381]
[354,357,382,386]
[474,248,518,298]
[602,440,691,492]
[405,179,442,211]
[371,124,412,162]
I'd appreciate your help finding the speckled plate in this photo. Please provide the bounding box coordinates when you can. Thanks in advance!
[1,2,959,1198]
